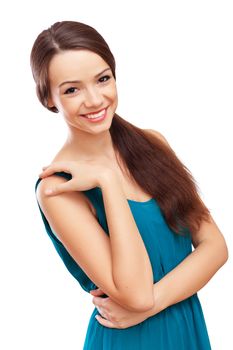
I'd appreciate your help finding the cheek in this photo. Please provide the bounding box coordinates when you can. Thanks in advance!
[108,85,118,103]
[112,91,118,106]
[60,98,81,112]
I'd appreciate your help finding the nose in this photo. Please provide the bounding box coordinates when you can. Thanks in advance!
[83,87,104,109]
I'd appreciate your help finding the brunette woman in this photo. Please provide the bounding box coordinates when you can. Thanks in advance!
[31,20,228,349]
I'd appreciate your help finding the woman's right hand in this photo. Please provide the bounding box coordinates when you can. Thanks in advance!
[38,160,114,196]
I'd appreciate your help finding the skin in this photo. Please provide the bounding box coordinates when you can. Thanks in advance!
[46,49,155,326]
[90,287,157,328]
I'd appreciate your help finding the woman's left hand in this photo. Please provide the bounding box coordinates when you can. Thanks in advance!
[90,288,156,329]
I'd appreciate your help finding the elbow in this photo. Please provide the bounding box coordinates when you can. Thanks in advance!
[222,245,229,264]
[219,238,229,265]
[224,238,229,261]
[209,234,229,266]
[127,295,155,312]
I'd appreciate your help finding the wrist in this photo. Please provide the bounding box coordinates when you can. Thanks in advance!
[97,169,120,188]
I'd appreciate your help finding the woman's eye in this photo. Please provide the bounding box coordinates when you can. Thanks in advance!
[99,75,111,83]
[64,76,111,94]
[64,87,77,95]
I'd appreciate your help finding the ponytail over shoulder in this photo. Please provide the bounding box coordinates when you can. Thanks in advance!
[110,114,211,236]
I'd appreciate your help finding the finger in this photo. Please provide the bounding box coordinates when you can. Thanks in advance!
[92,296,98,305]
[90,288,100,294]
[95,315,117,328]
[42,165,49,170]
[90,290,97,294]
[44,181,75,196]
[96,306,102,315]
[90,287,101,293]
[90,290,103,296]
[90,289,105,296]
[92,296,108,307]
[39,162,72,178]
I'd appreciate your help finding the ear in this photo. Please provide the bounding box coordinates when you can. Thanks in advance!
[47,96,56,109]
[47,96,54,108]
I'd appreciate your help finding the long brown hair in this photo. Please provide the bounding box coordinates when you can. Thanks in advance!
[30,20,211,236]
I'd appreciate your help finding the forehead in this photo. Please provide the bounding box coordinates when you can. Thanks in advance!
[48,50,109,85]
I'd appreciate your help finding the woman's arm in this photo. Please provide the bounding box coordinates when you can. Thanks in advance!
[99,173,155,311]
[91,215,228,328]
[38,162,154,312]
[144,128,228,312]
[149,215,228,315]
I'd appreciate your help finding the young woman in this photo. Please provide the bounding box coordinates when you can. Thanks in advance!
[31,21,228,349]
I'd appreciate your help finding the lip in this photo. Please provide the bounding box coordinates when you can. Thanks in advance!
[80,107,108,123]
[81,107,108,116]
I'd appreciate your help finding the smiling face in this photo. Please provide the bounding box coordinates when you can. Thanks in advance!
[47,49,118,134]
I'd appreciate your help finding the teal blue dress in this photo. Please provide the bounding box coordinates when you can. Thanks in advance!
[35,172,212,349]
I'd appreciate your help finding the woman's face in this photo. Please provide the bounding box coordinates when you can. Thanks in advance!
[47,49,118,134]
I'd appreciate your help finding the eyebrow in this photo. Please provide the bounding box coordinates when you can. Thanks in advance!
[58,68,111,88]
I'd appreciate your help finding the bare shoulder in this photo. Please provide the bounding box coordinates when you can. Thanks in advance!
[37,175,73,199]
[36,175,95,215]
[144,129,171,148]
[36,175,66,198]
[37,150,97,215]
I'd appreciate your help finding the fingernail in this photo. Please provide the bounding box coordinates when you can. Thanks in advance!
[45,189,53,195]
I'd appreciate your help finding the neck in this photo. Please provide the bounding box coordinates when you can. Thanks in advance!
[63,127,116,161]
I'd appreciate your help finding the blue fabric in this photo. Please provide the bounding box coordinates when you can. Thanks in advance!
[35,172,212,349]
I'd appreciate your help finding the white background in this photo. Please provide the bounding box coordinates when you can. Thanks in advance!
[1,0,232,349]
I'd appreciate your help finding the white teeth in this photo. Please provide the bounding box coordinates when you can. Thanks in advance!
[85,109,106,119]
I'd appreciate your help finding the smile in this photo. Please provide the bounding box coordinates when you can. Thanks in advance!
[80,108,108,122]
[81,107,107,117]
